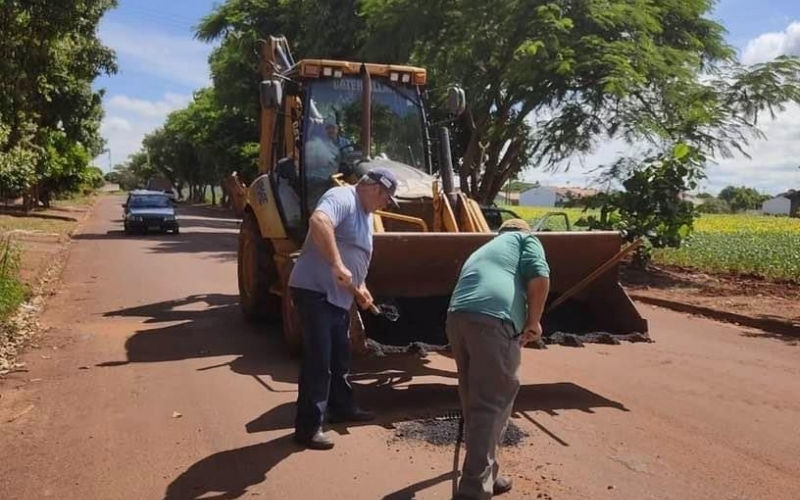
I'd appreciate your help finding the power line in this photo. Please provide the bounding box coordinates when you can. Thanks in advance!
[124,5,201,26]
[118,12,195,32]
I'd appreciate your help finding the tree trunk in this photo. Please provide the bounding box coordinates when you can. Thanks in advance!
[220,182,229,208]
[41,188,51,209]
[211,184,217,206]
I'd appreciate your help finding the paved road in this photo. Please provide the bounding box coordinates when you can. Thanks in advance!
[1,196,798,500]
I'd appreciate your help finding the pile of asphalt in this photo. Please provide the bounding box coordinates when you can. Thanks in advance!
[536,331,652,349]
[362,294,652,352]
[393,415,529,447]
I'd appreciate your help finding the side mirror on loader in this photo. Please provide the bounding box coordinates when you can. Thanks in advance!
[260,79,283,109]
[446,86,467,116]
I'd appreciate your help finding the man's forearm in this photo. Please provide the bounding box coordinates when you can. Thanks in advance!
[525,277,550,328]
[309,211,343,267]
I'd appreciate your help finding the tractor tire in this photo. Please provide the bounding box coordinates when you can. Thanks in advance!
[237,210,281,324]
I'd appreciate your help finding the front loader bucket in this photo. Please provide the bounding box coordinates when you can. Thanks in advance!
[361,231,648,349]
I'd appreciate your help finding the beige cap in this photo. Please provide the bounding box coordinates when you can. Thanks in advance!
[499,218,531,233]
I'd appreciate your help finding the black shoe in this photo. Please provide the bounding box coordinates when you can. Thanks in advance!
[294,430,334,450]
[493,475,513,495]
[327,408,376,423]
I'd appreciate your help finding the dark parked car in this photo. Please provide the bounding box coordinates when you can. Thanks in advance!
[123,190,180,234]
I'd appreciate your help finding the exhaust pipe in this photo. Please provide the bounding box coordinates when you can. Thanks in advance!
[360,63,372,160]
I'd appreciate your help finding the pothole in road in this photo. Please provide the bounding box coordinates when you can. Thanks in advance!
[392,412,530,447]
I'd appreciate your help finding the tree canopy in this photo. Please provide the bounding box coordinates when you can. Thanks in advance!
[0,0,117,207]
[118,0,800,252]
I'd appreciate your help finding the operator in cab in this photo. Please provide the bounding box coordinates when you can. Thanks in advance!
[304,114,355,209]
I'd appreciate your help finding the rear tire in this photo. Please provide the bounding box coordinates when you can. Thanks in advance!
[238,211,281,323]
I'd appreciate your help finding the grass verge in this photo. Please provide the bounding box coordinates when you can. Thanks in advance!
[0,215,77,235]
[1,238,32,375]
[0,238,27,319]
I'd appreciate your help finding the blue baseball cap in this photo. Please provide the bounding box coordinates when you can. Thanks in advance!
[366,167,399,207]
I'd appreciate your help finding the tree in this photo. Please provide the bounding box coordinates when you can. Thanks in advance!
[718,185,771,212]
[103,170,121,184]
[576,144,703,266]
[0,120,37,202]
[107,162,145,192]
[696,197,730,214]
[130,87,261,204]
[194,0,366,116]
[0,0,117,208]
[360,0,739,203]
[190,1,368,198]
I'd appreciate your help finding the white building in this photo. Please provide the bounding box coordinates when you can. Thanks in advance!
[762,194,793,215]
[519,186,558,207]
[518,186,598,207]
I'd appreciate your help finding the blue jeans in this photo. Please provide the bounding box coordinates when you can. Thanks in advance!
[291,287,356,438]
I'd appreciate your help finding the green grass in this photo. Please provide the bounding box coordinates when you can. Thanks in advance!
[652,231,800,282]
[0,215,76,235]
[53,192,98,207]
[501,206,800,282]
[0,239,26,321]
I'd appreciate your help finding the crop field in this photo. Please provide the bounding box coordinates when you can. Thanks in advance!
[507,206,800,282]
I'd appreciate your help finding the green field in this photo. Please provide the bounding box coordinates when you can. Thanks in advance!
[504,206,800,282]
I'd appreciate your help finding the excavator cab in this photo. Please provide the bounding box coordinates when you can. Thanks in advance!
[233,36,649,355]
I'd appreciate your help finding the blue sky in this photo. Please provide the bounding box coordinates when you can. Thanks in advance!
[94,0,800,195]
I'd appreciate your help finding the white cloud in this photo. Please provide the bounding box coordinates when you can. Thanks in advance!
[99,20,213,88]
[525,122,800,196]
[703,103,800,195]
[94,93,193,170]
[107,93,190,119]
[92,18,212,171]
[101,117,132,133]
[521,105,800,196]
[522,136,638,189]
[741,21,800,65]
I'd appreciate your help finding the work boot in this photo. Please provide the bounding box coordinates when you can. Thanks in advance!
[327,407,376,423]
[294,430,334,450]
[493,476,513,495]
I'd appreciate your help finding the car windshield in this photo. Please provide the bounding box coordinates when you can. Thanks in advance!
[303,77,425,178]
[129,195,171,209]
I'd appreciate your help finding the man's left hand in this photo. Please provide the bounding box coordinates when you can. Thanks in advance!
[519,322,543,346]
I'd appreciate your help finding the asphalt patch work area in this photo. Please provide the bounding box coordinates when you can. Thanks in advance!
[392,414,530,447]
[540,331,652,348]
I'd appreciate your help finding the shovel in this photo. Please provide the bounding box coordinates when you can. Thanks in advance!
[346,282,400,322]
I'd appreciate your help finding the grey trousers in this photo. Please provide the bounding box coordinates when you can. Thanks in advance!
[446,310,522,500]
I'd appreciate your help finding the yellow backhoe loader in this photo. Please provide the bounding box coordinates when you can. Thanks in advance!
[229,36,649,355]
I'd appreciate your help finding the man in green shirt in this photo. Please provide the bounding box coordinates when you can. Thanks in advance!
[447,218,551,499]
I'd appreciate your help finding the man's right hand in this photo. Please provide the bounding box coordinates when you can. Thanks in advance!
[332,263,353,288]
